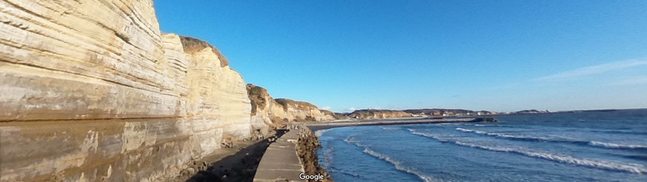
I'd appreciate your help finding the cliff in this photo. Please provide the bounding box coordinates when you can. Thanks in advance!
[247,84,335,129]
[0,1,338,181]
[403,109,497,116]
[0,1,493,181]
[338,108,499,120]
[0,1,256,181]
[345,109,413,120]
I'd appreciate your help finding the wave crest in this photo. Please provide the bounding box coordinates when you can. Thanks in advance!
[315,128,333,137]
[453,141,647,174]
[409,129,647,174]
[589,141,647,150]
[455,127,647,151]
[362,147,439,182]
[455,127,555,141]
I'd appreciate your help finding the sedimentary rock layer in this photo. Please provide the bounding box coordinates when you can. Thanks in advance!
[0,1,251,181]
[247,84,335,129]
[345,109,413,120]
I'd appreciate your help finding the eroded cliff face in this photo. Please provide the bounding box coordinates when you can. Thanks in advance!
[247,84,335,129]
[0,1,251,181]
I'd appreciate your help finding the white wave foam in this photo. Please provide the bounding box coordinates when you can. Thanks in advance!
[343,133,372,149]
[362,147,439,182]
[455,127,553,141]
[408,129,449,142]
[455,128,647,151]
[408,129,647,174]
[589,141,647,149]
[454,141,647,174]
[315,128,332,137]
[380,126,400,130]
[322,146,335,168]
[343,133,359,145]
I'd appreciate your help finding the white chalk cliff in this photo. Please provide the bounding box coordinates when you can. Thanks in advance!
[0,0,333,181]
[247,84,336,130]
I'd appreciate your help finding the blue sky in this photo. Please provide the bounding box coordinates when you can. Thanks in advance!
[154,0,647,112]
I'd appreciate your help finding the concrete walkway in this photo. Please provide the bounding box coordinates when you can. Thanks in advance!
[253,130,304,182]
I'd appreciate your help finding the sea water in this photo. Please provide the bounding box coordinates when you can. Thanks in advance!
[316,109,647,182]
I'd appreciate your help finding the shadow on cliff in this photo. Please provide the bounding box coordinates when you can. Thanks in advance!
[185,129,288,182]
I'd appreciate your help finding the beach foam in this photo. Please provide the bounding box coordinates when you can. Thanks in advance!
[322,145,335,168]
[362,147,439,182]
[315,128,333,137]
[408,129,449,142]
[455,127,557,142]
[589,141,647,150]
[380,126,401,130]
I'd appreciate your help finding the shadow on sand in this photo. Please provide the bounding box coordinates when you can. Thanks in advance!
[185,129,288,182]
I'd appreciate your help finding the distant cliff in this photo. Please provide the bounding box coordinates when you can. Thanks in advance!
[247,84,335,129]
[338,109,498,120]
[404,109,497,116]
[512,109,550,114]
[344,109,413,120]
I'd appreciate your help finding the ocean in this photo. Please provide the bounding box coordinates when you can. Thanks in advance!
[316,109,647,182]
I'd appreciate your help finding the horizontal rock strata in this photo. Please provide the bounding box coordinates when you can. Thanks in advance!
[345,109,413,120]
[0,1,253,181]
[0,1,335,181]
[247,84,335,130]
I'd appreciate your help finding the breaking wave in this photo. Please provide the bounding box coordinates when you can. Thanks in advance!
[453,141,647,174]
[362,147,440,182]
[455,127,558,142]
[322,145,335,168]
[315,128,333,137]
[380,126,401,130]
[455,127,647,151]
[343,131,439,181]
[408,129,449,142]
[410,129,647,174]
[588,141,647,150]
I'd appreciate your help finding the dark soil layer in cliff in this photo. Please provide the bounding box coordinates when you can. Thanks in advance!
[173,130,286,182]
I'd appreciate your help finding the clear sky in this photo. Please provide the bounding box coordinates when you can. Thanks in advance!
[154,0,647,112]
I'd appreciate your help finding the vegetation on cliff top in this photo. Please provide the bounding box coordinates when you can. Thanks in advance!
[179,36,229,67]
[274,98,319,112]
[246,84,268,115]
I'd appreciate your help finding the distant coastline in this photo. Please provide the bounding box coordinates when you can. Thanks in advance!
[331,108,647,120]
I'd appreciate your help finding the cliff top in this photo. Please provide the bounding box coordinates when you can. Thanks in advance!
[180,36,229,67]
[247,84,270,114]
[274,98,319,110]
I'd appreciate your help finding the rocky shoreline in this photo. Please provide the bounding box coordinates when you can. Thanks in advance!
[295,125,333,182]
